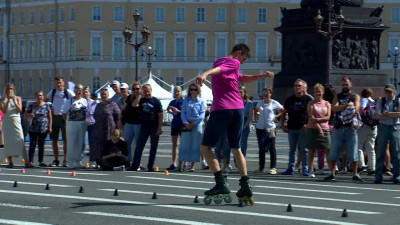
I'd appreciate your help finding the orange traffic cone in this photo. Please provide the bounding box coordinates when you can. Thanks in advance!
[21,159,25,163]
[85,163,89,168]
[21,168,25,174]
[154,166,159,172]
[4,158,8,163]
[46,170,51,175]
[164,170,169,175]
[71,171,76,176]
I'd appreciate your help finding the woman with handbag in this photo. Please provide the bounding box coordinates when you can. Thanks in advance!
[62,84,88,169]
[177,83,206,172]
[254,86,283,175]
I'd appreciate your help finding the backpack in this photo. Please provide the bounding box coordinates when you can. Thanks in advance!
[51,88,69,102]
[360,99,379,128]
[380,96,399,113]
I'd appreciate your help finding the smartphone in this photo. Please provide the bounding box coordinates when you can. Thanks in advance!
[9,90,14,96]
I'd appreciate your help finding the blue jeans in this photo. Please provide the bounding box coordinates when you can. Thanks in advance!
[287,129,308,172]
[329,126,358,162]
[241,120,250,157]
[124,123,141,162]
[375,124,400,182]
[131,127,159,170]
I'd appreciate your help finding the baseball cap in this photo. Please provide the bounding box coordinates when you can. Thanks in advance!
[120,82,129,89]
[111,80,120,86]
[384,84,396,92]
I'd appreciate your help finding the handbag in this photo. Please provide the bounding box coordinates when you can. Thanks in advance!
[180,123,192,132]
[351,112,363,130]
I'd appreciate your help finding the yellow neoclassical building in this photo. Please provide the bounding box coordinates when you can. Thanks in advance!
[0,0,399,99]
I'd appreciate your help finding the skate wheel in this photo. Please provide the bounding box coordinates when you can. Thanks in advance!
[224,195,232,203]
[238,200,244,207]
[214,198,222,204]
[203,196,212,205]
[249,197,255,206]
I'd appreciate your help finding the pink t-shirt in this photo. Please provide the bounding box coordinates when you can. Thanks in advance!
[210,57,244,112]
[306,100,330,130]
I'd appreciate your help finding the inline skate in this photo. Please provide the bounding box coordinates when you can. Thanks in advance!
[203,176,232,205]
[236,176,254,206]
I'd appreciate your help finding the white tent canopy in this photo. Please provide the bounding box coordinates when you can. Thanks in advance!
[182,83,213,104]
[142,73,173,100]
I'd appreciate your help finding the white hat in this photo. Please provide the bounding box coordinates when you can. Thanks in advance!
[111,80,120,86]
[120,82,129,89]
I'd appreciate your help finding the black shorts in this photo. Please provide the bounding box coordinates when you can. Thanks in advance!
[171,129,181,136]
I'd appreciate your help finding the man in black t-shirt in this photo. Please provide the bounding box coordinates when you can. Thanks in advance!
[280,79,312,176]
[98,129,130,171]
[128,84,163,171]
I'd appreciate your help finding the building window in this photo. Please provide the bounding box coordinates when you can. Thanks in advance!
[113,76,122,82]
[10,12,15,26]
[258,8,267,23]
[29,11,34,25]
[0,38,3,58]
[112,37,124,57]
[38,76,42,91]
[28,39,35,58]
[19,39,25,58]
[196,38,206,58]
[38,39,44,57]
[175,37,185,57]
[154,37,165,57]
[389,39,400,56]
[0,13,3,27]
[216,8,226,23]
[276,36,282,57]
[135,7,144,22]
[114,6,124,22]
[176,7,185,23]
[92,6,102,21]
[237,8,246,24]
[175,77,184,87]
[69,7,75,21]
[278,10,283,24]
[91,37,101,56]
[10,39,15,59]
[92,76,100,92]
[59,7,65,22]
[155,7,165,22]
[256,78,266,98]
[28,76,32,97]
[216,38,226,58]
[235,32,248,44]
[58,36,65,57]
[49,8,55,23]
[47,76,52,92]
[256,38,267,59]
[68,36,76,57]
[196,8,205,23]
[48,37,55,57]
[391,8,400,23]
[19,12,24,25]
[39,9,44,24]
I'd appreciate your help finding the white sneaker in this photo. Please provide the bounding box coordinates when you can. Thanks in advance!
[201,161,209,170]
[339,168,348,174]
[268,168,277,175]
[221,166,232,173]
[315,169,325,175]
[307,171,316,178]
[295,166,300,173]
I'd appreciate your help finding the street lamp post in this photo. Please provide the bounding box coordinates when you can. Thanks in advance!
[391,47,399,91]
[145,46,154,75]
[314,0,345,83]
[122,10,151,82]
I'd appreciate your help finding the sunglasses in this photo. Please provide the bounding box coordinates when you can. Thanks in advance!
[189,89,198,92]
[294,84,302,87]
[132,88,140,90]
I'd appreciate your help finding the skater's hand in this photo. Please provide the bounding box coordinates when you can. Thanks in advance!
[318,130,324,138]
[262,71,274,78]
[48,128,52,134]
[281,124,288,133]
[196,76,205,86]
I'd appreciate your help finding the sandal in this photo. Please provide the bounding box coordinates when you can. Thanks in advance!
[39,162,48,167]
[5,164,14,168]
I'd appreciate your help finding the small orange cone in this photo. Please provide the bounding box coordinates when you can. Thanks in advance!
[21,159,25,163]
[4,158,8,163]
[71,171,76,176]
[183,168,187,172]
[164,170,169,175]
[46,170,51,175]
[154,166,159,172]
[85,163,89,168]
[21,168,25,174]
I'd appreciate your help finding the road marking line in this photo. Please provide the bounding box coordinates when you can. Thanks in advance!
[0,203,50,209]
[77,211,221,225]
[0,219,52,225]
[1,173,398,207]
[253,185,360,195]
[97,189,381,215]
[126,175,214,184]
[0,169,108,176]
[0,190,365,225]
[0,180,75,188]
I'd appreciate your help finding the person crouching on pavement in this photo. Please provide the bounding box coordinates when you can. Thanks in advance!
[97,129,130,171]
